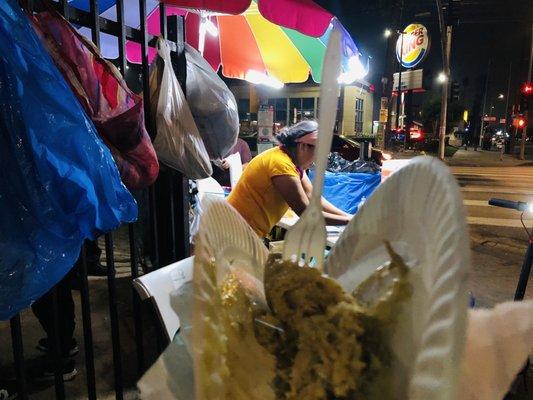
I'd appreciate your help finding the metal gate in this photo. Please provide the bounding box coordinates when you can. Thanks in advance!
[6,0,190,398]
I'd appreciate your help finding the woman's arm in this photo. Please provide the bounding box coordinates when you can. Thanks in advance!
[271,175,351,225]
[300,173,352,218]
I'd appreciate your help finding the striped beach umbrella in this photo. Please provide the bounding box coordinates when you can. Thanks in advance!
[68,0,369,84]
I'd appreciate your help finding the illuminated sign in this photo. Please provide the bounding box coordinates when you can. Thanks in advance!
[396,24,430,68]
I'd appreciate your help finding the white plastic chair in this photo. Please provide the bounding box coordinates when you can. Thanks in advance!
[133,256,194,344]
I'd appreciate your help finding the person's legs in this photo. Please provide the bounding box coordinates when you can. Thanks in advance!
[32,270,76,357]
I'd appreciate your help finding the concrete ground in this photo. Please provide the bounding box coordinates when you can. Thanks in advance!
[1,147,532,399]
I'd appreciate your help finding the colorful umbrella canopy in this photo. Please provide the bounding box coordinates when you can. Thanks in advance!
[68,0,368,84]
[160,0,334,38]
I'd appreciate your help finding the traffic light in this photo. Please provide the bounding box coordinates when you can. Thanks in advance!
[513,116,527,129]
[520,82,532,112]
[451,81,460,101]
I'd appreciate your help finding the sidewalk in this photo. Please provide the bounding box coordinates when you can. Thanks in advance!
[389,147,533,167]
[447,148,533,167]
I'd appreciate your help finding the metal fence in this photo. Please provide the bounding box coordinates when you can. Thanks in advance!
[8,0,190,398]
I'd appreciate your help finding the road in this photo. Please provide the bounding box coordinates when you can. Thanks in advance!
[450,165,533,312]
[452,166,533,228]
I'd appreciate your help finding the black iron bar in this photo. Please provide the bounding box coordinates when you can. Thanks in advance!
[9,315,28,400]
[169,176,178,262]
[78,245,97,400]
[59,0,68,17]
[89,0,100,48]
[104,233,124,400]
[159,2,167,39]
[128,223,145,376]
[51,287,66,399]
[140,0,160,270]
[48,2,171,50]
[115,0,127,74]
[168,16,190,261]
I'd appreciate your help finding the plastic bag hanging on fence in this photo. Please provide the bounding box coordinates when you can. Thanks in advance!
[0,0,137,320]
[149,38,212,179]
[185,44,239,160]
[30,8,159,190]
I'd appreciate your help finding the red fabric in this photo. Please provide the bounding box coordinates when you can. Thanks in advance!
[160,0,250,15]
[160,0,332,37]
[32,10,159,190]
[185,13,221,71]
[258,0,332,37]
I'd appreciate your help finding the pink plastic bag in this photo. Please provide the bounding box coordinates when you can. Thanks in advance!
[31,9,159,190]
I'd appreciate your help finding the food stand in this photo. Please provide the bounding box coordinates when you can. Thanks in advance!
[2,1,533,399]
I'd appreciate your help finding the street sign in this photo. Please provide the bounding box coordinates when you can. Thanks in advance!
[258,105,274,141]
[393,69,423,91]
[380,97,388,110]
[379,109,388,123]
[396,24,431,68]
[483,116,497,122]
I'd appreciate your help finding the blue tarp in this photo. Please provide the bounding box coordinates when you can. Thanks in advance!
[309,170,381,214]
[0,0,137,319]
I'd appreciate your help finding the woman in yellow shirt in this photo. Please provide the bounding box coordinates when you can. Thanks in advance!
[227,120,352,238]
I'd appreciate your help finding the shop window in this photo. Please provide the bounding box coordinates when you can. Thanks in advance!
[237,98,250,121]
[268,97,288,125]
[289,97,316,123]
[355,98,364,133]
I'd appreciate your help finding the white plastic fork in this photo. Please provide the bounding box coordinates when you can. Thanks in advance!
[282,29,342,272]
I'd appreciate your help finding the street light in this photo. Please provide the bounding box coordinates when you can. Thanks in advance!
[437,72,448,83]
[384,28,392,38]
[498,93,504,99]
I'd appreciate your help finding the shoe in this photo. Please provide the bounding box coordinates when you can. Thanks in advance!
[0,389,17,400]
[34,358,77,382]
[36,338,79,357]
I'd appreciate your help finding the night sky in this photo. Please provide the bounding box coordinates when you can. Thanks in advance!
[316,0,533,121]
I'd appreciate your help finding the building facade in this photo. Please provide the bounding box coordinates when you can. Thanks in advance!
[229,81,375,137]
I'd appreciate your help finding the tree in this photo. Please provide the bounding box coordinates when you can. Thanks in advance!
[421,94,465,135]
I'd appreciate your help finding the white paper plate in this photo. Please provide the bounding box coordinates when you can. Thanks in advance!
[326,156,471,400]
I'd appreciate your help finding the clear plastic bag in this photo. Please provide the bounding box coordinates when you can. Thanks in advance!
[0,0,137,320]
[185,44,239,160]
[149,39,212,179]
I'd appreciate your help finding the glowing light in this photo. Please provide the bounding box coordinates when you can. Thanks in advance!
[437,72,447,83]
[498,93,504,99]
[338,56,368,84]
[529,203,533,213]
[245,70,284,89]
[384,29,392,38]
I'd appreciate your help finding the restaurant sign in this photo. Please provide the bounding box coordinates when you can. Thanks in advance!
[396,23,430,69]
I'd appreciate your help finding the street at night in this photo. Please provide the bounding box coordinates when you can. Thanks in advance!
[1,0,533,399]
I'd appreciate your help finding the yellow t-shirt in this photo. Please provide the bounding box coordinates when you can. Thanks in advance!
[228,146,300,237]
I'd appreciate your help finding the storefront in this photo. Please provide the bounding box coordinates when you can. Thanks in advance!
[230,80,375,137]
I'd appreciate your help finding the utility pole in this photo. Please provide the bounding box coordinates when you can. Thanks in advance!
[435,0,452,160]
[479,59,491,149]
[396,32,404,132]
[520,23,533,160]
[438,26,452,160]
[505,62,512,122]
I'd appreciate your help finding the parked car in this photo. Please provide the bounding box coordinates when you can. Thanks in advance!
[331,135,390,165]
[388,126,426,150]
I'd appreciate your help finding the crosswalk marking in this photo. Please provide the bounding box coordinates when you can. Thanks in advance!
[463,199,490,207]
[467,217,533,228]
[453,167,533,227]
[459,186,533,195]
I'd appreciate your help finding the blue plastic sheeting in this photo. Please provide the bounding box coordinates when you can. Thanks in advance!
[309,170,381,214]
[0,0,138,320]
